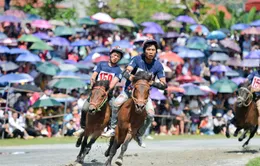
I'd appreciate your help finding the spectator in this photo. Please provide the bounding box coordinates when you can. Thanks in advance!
[199,115,214,135]
[9,112,29,139]
[65,119,77,136]
[213,113,226,134]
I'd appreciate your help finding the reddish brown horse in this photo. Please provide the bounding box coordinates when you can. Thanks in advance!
[104,71,152,166]
[75,80,111,164]
[226,87,259,147]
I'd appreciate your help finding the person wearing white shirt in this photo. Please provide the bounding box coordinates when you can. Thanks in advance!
[9,112,28,139]
[77,93,86,112]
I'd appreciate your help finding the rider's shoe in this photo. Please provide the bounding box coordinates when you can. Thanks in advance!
[135,135,146,148]
[73,128,84,137]
[101,129,115,137]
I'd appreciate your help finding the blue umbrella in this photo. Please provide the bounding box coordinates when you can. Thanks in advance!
[0,32,7,40]
[244,50,260,59]
[112,40,132,49]
[71,40,94,47]
[0,46,10,53]
[16,52,41,62]
[64,60,77,64]
[175,15,196,24]
[0,61,18,71]
[189,24,209,34]
[50,37,70,46]
[178,49,204,58]
[100,23,119,31]
[143,26,164,34]
[207,31,226,40]
[26,14,41,21]
[54,71,90,80]
[186,36,208,50]
[149,87,166,100]
[0,15,20,23]
[141,22,159,27]
[90,46,110,54]
[181,84,206,96]
[10,48,29,54]
[210,65,229,72]
[76,61,95,69]
[0,73,33,83]
[172,46,189,53]
[208,52,229,61]
[33,32,50,40]
[250,20,260,27]
[231,23,250,30]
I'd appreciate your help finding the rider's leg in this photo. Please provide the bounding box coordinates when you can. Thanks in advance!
[135,98,154,148]
[74,100,89,136]
[102,91,129,137]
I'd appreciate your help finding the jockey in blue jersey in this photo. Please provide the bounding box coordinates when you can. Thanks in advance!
[102,39,167,148]
[75,46,124,136]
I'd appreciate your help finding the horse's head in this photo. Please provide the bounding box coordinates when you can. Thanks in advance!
[88,80,109,114]
[132,71,153,114]
[237,87,253,107]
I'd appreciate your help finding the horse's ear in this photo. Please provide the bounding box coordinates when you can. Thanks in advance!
[148,73,153,81]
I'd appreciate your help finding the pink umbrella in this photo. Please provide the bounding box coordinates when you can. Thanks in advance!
[31,20,52,29]
[91,12,113,23]
[4,10,26,19]
[93,56,110,63]
[220,38,241,52]
[241,27,260,35]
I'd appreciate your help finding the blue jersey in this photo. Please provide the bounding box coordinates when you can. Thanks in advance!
[93,62,122,83]
[125,54,165,90]
[247,70,260,96]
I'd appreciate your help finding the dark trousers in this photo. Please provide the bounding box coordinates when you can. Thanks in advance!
[4,0,11,11]
[26,127,41,137]
[12,129,24,138]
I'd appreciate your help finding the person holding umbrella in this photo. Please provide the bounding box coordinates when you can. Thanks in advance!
[74,46,124,136]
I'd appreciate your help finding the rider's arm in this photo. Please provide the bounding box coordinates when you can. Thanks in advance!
[109,77,120,91]
[150,77,167,90]
[122,66,135,81]
[90,72,98,86]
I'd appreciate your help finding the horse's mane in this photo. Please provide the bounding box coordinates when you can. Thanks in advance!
[132,71,152,84]
[93,80,110,91]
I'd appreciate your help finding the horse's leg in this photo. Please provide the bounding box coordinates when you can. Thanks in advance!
[115,133,132,166]
[225,120,231,138]
[75,135,89,164]
[105,136,115,157]
[243,125,258,148]
[75,131,84,147]
[239,129,248,142]
[234,127,242,137]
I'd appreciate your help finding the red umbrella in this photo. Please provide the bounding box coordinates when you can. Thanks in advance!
[93,56,110,63]
[175,75,202,83]
[167,86,185,93]
[159,52,184,64]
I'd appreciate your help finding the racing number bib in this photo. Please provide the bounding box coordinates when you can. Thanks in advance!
[251,76,260,91]
[98,71,115,82]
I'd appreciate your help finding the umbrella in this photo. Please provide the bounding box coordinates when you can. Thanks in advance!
[113,18,135,27]
[220,38,241,52]
[112,40,132,49]
[118,57,130,65]
[100,23,119,31]
[210,65,230,72]
[51,93,76,102]
[241,59,260,67]
[225,70,240,77]
[167,20,183,28]
[199,85,217,94]
[93,56,110,63]
[91,12,113,23]
[218,28,230,35]
[162,64,172,72]
[71,40,94,47]
[178,49,204,58]
[143,26,164,34]
[18,34,42,43]
[150,87,166,100]
[231,77,246,85]
[151,12,173,20]
[175,75,202,83]
[54,71,90,80]
[208,52,229,61]
[210,79,238,93]
[0,32,7,40]
[4,10,26,19]
[49,20,65,26]
[250,20,260,27]
[75,61,95,69]
[141,22,160,27]
[36,62,60,76]
[32,98,62,108]
[244,50,260,59]
[0,61,18,71]
[166,86,185,93]
[186,36,208,50]
[189,25,209,34]
[26,14,41,21]
[51,78,85,89]
[33,32,50,40]
[159,52,184,64]
[231,23,250,30]
[16,52,41,62]
[54,26,75,36]
[172,46,189,53]
[163,32,179,38]
[0,15,20,22]
[175,15,196,24]
[30,41,53,50]
[181,84,206,96]
[226,57,242,67]
[90,47,110,54]
[0,73,33,83]
[9,48,29,54]
[0,38,17,46]
[206,45,228,53]
[0,46,10,53]
[59,64,78,72]
[31,20,52,29]
[241,27,260,35]
[78,17,97,25]
[207,31,226,40]
[50,37,70,46]
[14,84,41,92]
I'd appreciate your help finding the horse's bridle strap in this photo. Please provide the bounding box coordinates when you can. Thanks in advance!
[132,81,150,105]
[89,86,108,110]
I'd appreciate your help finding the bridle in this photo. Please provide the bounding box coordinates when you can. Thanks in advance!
[89,86,108,111]
[131,80,150,105]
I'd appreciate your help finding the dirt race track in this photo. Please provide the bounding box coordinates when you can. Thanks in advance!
[1,138,260,166]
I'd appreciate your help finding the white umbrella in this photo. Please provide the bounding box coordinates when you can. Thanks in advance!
[59,64,78,72]
[113,18,135,27]
[162,64,172,72]
[91,12,113,23]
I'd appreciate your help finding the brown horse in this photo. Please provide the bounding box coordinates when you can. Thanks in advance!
[75,80,111,164]
[226,87,259,147]
[104,71,152,166]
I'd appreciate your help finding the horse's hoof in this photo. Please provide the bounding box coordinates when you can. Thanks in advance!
[242,142,248,148]
[226,133,230,138]
[75,158,83,164]
[115,158,123,166]
[105,161,112,166]
[234,133,238,137]
[105,150,109,157]
[76,141,81,148]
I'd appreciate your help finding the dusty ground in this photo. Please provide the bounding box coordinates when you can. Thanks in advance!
[1,138,260,166]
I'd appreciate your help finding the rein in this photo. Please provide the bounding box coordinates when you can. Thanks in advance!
[89,86,108,111]
[131,81,150,105]
[237,87,253,107]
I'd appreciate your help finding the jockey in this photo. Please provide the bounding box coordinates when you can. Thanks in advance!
[74,46,124,136]
[102,39,167,148]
